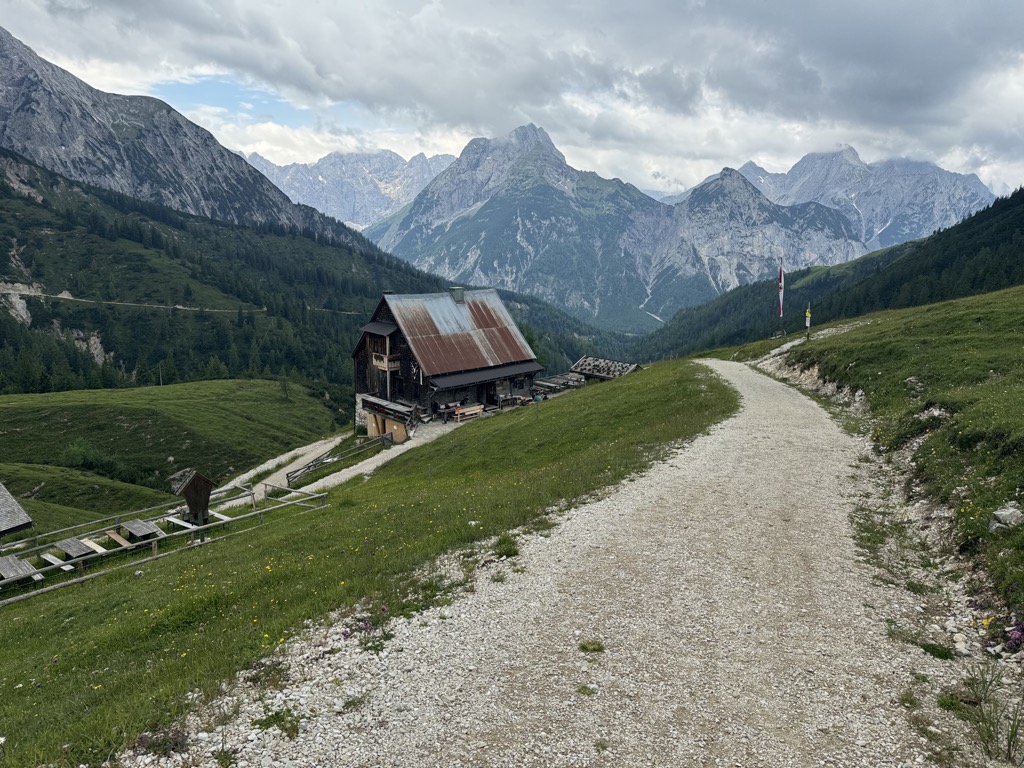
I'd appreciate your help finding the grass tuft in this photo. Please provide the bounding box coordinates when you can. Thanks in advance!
[252,708,300,739]
[493,532,520,559]
[919,642,955,660]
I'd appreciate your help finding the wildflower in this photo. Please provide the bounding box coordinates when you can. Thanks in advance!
[381,604,388,614]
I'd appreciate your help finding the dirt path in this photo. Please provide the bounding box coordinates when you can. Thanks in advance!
[218,433,351,505]
[139,360,949,767]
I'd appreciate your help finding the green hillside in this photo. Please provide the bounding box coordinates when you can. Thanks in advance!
[0,149,623,402]
[635,186,1024,361]
[0,358,737,766]
[721,285,1024,609]
[0,379,338,527]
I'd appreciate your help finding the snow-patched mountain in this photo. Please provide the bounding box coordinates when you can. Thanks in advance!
[702,146,994,249]
[366,125,867,332]
[246,150,454,230]
[0,26,360,244]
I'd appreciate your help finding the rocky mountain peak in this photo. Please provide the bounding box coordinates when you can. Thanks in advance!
[685,167,768,211]
[0,24,351,237]
[242,148,455,229]
[458,123,566,171]
[727,146,994,249]
[412,125,576,222]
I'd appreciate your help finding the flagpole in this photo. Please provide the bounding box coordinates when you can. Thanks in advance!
[778,260,785,335]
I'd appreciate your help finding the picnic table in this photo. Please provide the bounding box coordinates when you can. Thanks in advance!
[121,519,165,539]
[55,538,94,559]
[0,554,42,582]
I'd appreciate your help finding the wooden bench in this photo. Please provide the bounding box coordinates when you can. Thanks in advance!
[105,530,134,549]
[164,516,195,530]
[454,404,484,422]
[39,552,75,572]
[80,538,108,555]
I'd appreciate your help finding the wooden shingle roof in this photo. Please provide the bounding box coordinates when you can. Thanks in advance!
[0,482,32,537]
[570,356,640,381]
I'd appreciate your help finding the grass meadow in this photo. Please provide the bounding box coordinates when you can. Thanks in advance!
[0,358,737,766]
[0,379,338,531]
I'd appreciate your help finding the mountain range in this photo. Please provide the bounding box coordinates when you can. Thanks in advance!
[0,26,622,399]
[364,127,992,332]
[0,22,1000,340]
[669,146,994,249]
[0,25,368,249]
[366,125,882,332]
[245,150,455,230]
[634,185,1024,362]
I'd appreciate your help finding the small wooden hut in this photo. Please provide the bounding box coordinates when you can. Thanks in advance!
[169,468,215,527]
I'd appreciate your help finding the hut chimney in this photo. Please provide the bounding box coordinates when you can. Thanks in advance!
[450,286,465,303]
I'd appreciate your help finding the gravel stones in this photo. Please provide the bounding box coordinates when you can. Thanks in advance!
[119,360,993,767]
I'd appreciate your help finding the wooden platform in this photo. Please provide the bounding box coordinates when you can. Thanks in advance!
[0,554,42,581]
[81,538,108,555]
[55,538,93,559]
[122,519,164,539]
[105,530,134,549]
[39,552,75,572]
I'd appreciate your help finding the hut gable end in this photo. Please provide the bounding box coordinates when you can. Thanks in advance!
[0,482,33,538]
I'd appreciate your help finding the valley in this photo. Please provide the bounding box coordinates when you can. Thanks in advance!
[1,17,1024,768]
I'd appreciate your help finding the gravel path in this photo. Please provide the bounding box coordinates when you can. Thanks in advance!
[129,360,941,767]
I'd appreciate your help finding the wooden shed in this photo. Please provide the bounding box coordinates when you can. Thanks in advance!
[352,288,543,433]
[168,468,215,526]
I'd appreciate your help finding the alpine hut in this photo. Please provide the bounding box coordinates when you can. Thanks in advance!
[352,288,543,438]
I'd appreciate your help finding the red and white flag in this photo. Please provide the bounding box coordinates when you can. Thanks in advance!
[777,263,784,318]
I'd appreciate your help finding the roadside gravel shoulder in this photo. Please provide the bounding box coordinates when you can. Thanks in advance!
[123,360,996,767]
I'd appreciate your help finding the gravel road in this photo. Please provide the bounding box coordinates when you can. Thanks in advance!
[128,360,947,767]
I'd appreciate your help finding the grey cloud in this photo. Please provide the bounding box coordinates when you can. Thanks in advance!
[4,0,1024,191]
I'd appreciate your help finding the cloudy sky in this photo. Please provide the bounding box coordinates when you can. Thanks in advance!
[3,0,1023,194]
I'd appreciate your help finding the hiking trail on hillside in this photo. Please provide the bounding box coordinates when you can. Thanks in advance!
[124,359,983,767]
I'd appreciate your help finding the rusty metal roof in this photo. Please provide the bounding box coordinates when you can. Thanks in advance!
[383,289,537,377]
